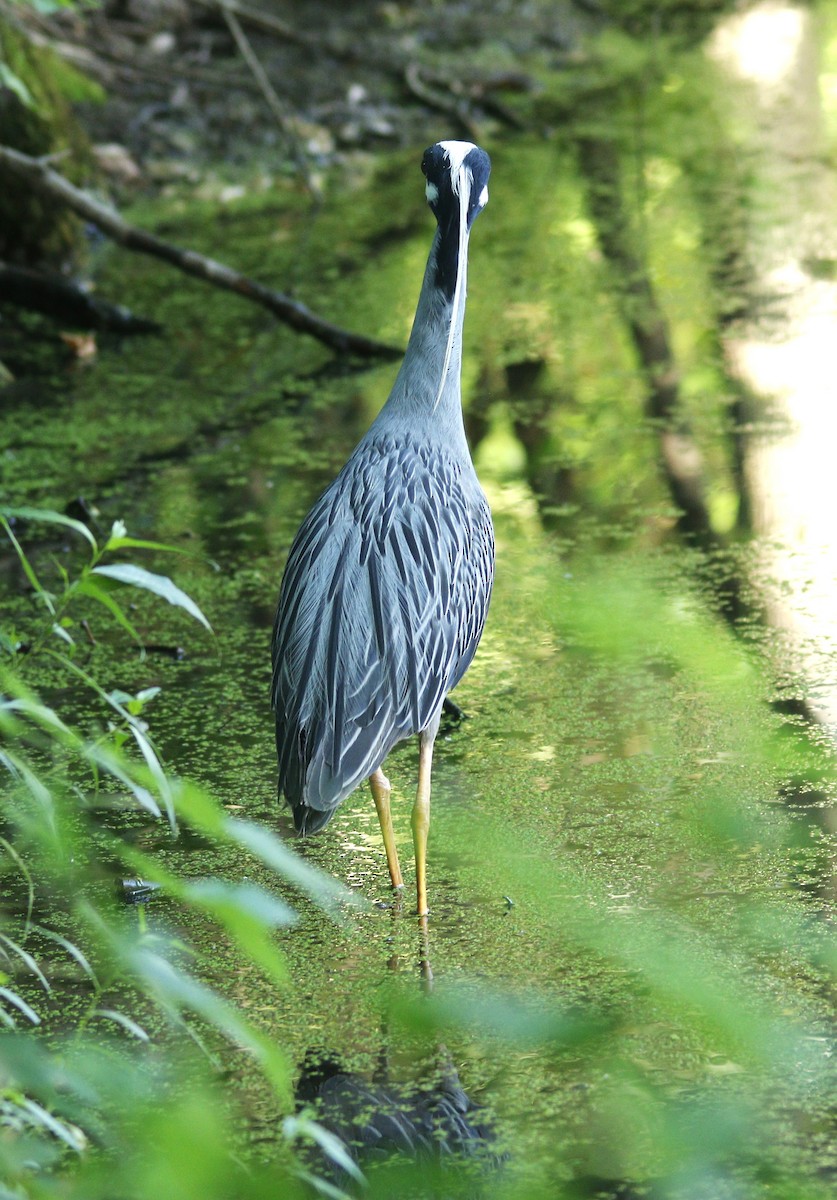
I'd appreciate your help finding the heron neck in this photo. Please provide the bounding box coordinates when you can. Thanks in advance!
[375,225,471,446]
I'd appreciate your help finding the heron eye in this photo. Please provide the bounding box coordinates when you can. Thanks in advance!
[421,155,429,176]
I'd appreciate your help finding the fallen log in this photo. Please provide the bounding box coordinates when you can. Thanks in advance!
[0,145,401,359]
[0,262,160,333]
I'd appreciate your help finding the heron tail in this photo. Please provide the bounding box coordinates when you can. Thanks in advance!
[289,797,337,836]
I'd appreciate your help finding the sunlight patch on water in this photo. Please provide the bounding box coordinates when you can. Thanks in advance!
[710,4,807,89]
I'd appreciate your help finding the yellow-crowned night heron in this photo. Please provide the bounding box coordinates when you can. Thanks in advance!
[271,141,493,916]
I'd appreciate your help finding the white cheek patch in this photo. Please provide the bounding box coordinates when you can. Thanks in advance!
[477,184,488,209]
[425,181,439,203]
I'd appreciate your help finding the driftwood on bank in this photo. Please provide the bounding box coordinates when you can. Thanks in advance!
[189,0,325,55]
[0,145,401,360]
[189,0,526,139]
[216,1,318,197]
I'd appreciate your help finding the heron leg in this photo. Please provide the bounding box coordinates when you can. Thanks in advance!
[418,915,433,990]
[369,767,403,890]
[412,720,439,917]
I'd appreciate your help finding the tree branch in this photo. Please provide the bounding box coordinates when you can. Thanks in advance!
[0,145,401,359]
[189,0,324,53]
[0,262,160,333]
[218,0,319,197]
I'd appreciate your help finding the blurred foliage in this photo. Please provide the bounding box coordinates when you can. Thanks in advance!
[0,509,351,1196]
[592,0,741,45]
[380,544,837,1198]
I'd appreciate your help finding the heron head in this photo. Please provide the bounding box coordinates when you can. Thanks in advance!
[422,141,490,232]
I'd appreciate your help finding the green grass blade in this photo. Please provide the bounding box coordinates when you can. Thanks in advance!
[32,925,99,987]
[0,516,56,616]
[92,1008,150,1041]
[0,933,51,993]
[0,986,41,1026]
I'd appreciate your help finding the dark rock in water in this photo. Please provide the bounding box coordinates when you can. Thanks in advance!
[119,878,162,904]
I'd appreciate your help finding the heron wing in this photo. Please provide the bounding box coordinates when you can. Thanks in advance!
[271,435,493,822]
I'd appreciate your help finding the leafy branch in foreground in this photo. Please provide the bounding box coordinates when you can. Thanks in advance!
[0,507,354,1197]
[0,507,212,657]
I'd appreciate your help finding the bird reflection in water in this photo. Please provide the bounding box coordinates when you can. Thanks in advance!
[293,916,505,1194]
[294,1045,505,1195]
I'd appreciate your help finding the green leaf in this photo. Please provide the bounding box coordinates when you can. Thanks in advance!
[0,64,34,109]
[92,564,212,631]
[103,534,189,555]
[28,0,78,14]
[129,721,177,830]
[226,818,355,919]
[0,748,56,824]
[1,695,75,742]
[0,628,22,655]
[51,623,75,646]
[0,986,40,1026]
[0,517,55,616]
[168,779,226,837]
[294,1169,353,1200]
[32,926,98,986]
[392,981,611,1048]
[85,743,161,819]
[114,845,295,991]
[0,506,97,551]
[283,1115,365,1186]
[74,576,143,644]
[92,1009,150,1041]
[19,1099,85,1152]
[184,879,297,929]
[129,946,291,1101]
[0,934,51,993]
[36,653,165,818]
[183,880,294,988]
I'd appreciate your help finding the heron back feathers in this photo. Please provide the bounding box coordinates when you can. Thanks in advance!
[271,433,493,830]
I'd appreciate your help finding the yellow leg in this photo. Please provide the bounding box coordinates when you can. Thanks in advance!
[412,725,437,917]
[370,767,403,890]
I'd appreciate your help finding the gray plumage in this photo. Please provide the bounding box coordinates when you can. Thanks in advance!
[272,140,494,839]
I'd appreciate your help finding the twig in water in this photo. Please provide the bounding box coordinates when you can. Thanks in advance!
[218,0,320,199]
[403,63,482,142]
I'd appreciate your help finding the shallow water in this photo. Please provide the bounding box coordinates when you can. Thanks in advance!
[2,132,837,1195]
